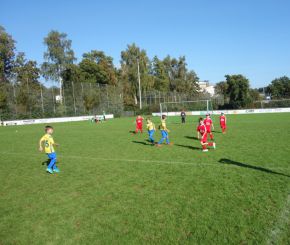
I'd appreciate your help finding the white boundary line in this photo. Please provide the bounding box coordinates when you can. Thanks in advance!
[0,151,289,170]
[267,193,290,244]
[0,151,213,167]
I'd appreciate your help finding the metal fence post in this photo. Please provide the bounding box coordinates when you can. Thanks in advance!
[72,81,77,115]
[40,85,44,116]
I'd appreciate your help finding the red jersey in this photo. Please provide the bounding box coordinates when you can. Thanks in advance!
[220,115,226,125]
[203,118,213,131]
[136,118,143,125]
[197,124,207,135]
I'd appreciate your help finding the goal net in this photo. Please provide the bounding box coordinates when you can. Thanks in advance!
[159,100,214,122]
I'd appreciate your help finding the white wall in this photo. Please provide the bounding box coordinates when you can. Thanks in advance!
[2,114,114,126]
[152,108,290,117]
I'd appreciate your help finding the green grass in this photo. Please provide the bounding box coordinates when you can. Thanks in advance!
[0,113,289,244]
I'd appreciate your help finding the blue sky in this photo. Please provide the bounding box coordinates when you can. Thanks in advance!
[1,0,290,88]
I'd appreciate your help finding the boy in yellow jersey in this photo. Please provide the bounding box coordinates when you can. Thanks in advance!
[39,126,59,174]
[146,118,156,144]
[156,115,172,147]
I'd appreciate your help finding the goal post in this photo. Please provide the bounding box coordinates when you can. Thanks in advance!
[159,100,214,121]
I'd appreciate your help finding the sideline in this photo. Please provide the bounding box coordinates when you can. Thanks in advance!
[0,151,289,170]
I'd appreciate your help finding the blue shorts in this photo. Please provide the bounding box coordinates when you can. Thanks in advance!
[47,152,57,159]
[161,130,168,138]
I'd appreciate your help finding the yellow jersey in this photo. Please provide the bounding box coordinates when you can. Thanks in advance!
[147,121,155,131]
[40,134,55,153]
[160,119,167,130]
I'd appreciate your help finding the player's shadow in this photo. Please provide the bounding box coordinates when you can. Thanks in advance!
[219,158,290,178]
[212,130,222,134]
[132,140,154,146]
[145,139,155,143]
[175,144,200,151]
[184,136,199,141]
[41,159,50,166]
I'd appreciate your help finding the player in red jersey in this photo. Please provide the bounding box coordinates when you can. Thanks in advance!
[135,115,144,133]
[203,114,214,140]
[197,118,215,152]
[220,112,227,134]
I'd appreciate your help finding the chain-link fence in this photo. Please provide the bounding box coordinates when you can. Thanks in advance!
[252,99,290,109]
[1,82,124,120]
[0,80,230,120]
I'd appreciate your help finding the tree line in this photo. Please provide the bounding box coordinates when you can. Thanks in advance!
[1,25,290,119]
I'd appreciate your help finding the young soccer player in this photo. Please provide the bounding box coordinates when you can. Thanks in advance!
[39,126,59,174]
[197,118,215,152]
[181,109,186,124]
[203,114,214,140]
[220,112,227,134]
[156,115,172,147]
[135,115,144,133]
[146,118,156,144]
[103,111,106,121]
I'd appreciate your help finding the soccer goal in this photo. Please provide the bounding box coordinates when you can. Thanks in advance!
[159,100,214,120]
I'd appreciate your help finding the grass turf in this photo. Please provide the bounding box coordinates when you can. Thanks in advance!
[0,113,289,244]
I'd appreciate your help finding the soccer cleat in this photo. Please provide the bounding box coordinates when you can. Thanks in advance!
[202,149,209,152]
[213,142,216,149]
[46,168,53,174]
[53,167,60,173]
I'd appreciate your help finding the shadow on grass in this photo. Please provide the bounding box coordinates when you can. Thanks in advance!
[41,159,49,166]
[145,139,155,143]
[185,136,199,140]
[175,144,200,151]
[212,130,222,134]
[219,158,290,178]
[132,140,154,146]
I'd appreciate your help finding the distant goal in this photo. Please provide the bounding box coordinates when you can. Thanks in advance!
[159,100,214,118]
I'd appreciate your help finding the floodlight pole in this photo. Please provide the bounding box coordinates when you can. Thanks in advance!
[137,58,142,109]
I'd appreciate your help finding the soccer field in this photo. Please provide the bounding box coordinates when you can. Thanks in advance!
[0,113,289,244]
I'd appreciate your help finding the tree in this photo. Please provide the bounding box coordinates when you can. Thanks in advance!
[151,56,169,91]
[0,26,16,115]
[13,53,40,86]
[249,89,261,101]
[0,84,8,112]
[267,76,290,99]
[120,43,152,105]
[0,26,16,83]
[224,74,251,109]
[83,90,100,112]
[215,81,228,98]
[79,50,117,85]
[61,63,82,88]
[12,52,41,115]
[41,30,75,103]
[161,55,199,93]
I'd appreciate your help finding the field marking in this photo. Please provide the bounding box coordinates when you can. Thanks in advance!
[267,193,290,244]
[0,151,289,170]
[0,151,214,167]
[65,155,214,167]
